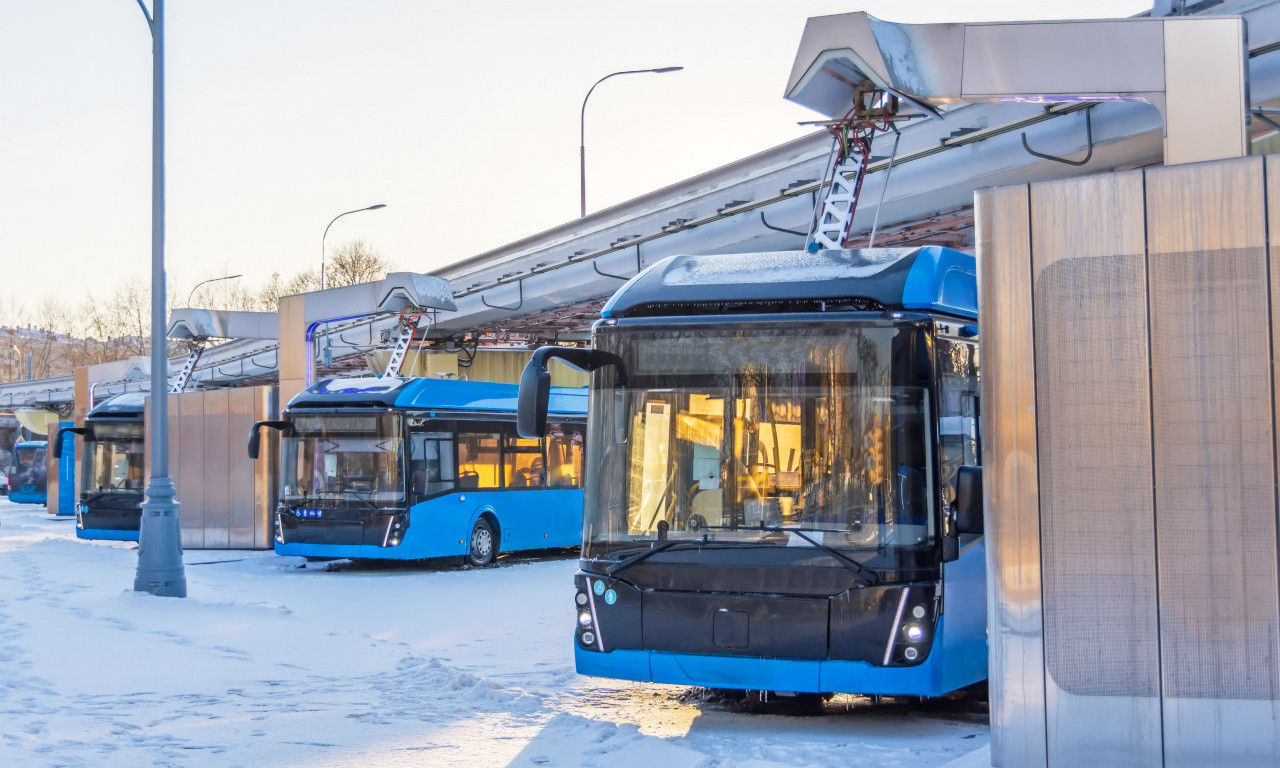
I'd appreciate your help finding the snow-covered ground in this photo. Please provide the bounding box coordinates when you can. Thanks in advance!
[0,499,990,767]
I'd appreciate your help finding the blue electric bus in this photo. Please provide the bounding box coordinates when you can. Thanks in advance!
[519,246,986,698]
[55,393,147,541]
[249,376,588,564]
[8,439,49,505]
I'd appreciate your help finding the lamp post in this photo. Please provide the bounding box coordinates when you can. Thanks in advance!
[321,205,386,290]
[133,0,185,598]
[580,67,682,217]
[186,273,242,307]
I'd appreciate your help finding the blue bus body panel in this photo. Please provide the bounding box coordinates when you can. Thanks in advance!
[56,420,76,516]
[275,489,583,560]
[77,527,140,542]
[291,376,587,417]
[901,245,978,319]
[575,540,988,697]
[938,538,988,692]
[9,490,47,505]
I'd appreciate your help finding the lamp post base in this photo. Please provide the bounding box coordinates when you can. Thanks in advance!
[134,476,187,597]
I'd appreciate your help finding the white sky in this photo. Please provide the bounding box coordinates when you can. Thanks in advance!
[1,0,1150,306]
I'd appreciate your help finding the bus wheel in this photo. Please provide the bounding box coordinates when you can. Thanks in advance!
[467,518,497,567]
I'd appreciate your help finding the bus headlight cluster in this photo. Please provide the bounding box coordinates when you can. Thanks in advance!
[885,587,936,666]
[383,512,409,547]
[576,588,599,649]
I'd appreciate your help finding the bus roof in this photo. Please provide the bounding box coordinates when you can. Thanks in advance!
[601,246,976,320]
[290,376,587,416]
[87,392,147,419]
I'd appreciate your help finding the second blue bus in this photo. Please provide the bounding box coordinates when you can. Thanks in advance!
[250,376,587,564]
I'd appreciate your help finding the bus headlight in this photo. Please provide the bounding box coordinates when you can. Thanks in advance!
[904,624,925,643]
[581,631,596,647]
[578,609,594,627]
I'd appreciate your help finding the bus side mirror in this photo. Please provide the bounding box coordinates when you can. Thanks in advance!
[518,357,552,439]
[53,427,87,460]
[248,420,290,460]
[517,347,627,439]
[954,465,984,535]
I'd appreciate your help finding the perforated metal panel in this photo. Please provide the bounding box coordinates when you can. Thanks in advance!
[982,152,1280,768]
[976,184,1048,768]
[1030,173,1163,768]
[1146,157,1280,767]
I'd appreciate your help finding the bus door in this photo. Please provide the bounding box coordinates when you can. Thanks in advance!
[407,419,456,505]
[544,422,585,544]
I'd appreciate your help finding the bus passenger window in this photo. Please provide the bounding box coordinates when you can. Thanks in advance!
[504,434,545,488]
[458,432,501,489]
[545,424,584,489]
[409,430,455,498]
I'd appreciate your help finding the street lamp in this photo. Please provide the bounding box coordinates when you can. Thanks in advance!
[580,67,683,217]
[186,274,243,307]
[321,205,386,290]
[132,0,185,598]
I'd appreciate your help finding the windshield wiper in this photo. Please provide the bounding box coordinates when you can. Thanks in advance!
[284,495,322,511]
[756,525,880,585]
[606,539,683,578]
[342,489,382,513]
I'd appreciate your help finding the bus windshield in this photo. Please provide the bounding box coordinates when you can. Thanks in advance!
[281,412,404,503]
[86,422,145,493]
[584,320,935,562]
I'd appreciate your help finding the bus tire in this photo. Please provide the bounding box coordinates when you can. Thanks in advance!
[467,517,497,567]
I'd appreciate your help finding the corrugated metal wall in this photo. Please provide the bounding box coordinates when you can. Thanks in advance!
[978,155,1280,767]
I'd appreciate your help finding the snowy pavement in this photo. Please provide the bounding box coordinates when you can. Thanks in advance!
[0,499,990,767]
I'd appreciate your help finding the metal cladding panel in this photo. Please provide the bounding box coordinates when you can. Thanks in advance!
[1146,156,1280,767]
[975,184,1047,768]
[226,388,255,548]
[177,393,205,550]
[252,387,279,550]
[204,390,231,549]
[1029,172,1162,767]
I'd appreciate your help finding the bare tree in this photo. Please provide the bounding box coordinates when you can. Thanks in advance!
[326,239,394,287]
[0,241,397,381]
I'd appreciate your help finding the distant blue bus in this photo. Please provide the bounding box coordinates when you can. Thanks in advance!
[56,394,147,541]
[250,377,587,564]
[520,246,986,699]
[8,440,49,505]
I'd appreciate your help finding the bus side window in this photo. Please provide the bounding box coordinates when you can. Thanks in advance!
[504,430,546,489]
[409,429,455,499]
[545,423,584,489]
[457,430,501,489]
